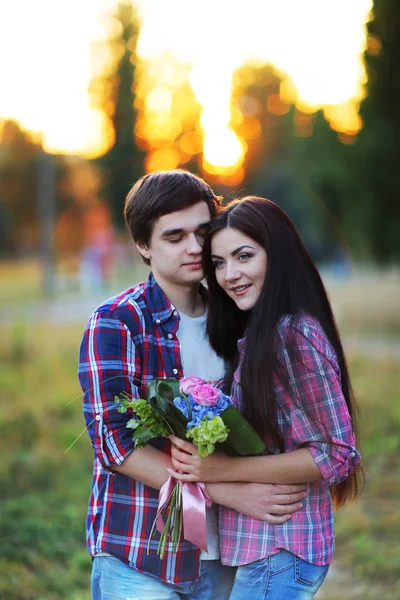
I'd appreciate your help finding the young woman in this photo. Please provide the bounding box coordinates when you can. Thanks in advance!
[169,196,364,599]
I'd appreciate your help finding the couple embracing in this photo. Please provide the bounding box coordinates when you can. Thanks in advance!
[79,170,362,600]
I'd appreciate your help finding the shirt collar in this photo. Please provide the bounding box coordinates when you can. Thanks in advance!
[144,271,208,324]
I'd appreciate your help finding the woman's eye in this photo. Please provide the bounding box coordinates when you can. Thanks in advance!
[212,260,224,269]
[238,253,252,262]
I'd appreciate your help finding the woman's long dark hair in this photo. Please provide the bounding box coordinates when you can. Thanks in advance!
[203,196,364,508]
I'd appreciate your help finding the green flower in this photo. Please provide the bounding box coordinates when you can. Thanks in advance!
[187,416,229,457]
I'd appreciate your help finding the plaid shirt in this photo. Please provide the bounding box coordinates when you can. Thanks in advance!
[219,315,361,567]
[78,272,202,586]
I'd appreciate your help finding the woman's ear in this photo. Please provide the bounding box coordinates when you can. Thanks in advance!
[135,241,151,262]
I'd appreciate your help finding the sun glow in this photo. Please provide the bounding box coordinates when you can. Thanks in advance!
[136,0,372,175]
[0,0,372,171]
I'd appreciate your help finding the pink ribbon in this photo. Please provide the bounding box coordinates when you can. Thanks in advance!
[156,476,212,552]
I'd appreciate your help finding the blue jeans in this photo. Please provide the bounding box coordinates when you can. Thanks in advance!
[91,555,235,600]
[229,550,329,600]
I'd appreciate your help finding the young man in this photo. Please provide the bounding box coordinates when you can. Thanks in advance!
[79,170,307,600]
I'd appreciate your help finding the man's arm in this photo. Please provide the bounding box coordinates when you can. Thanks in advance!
[113,445,307,524]
[79,308,306,523]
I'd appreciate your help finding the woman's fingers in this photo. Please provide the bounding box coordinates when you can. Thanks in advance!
[167,468,197,482]
[169,435,197,455]
[171,456,195,473]
[171,446,198,465]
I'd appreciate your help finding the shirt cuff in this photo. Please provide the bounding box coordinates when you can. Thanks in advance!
[93,413,134,471]
[307,436,361,486]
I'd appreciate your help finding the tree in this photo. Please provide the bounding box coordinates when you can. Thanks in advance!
[356,0,400,261]
[230,64,343,260]
[91,2,144,227]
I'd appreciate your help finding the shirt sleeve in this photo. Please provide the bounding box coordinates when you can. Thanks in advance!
[275,322,361,486]
[78,309,142,470]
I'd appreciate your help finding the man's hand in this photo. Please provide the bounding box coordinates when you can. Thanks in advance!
[207,481,308,524]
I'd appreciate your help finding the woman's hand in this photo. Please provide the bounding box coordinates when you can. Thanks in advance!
[168,435,231,482]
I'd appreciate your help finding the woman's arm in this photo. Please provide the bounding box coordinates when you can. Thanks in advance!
[168,438,321,483]
[113,443,307,523]
[169,320,360,486]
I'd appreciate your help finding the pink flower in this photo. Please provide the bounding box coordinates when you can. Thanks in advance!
[191,383,221,406]
[180,376,205,395]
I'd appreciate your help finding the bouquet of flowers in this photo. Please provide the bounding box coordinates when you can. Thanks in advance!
[115,376,265,558]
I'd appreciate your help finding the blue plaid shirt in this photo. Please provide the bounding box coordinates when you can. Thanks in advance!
[78,272,202,585]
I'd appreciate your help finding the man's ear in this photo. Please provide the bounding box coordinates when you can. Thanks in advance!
[135,241,151,261]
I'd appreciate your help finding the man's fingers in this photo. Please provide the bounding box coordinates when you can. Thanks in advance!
[274,491,308,504]
[268,502,304,515]
[273,484,307,494]
[261,513,292,524]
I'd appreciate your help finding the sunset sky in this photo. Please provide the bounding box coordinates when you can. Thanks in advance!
[0,0,373,167]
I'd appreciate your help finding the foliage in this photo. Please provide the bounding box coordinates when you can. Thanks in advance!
[90,2,144,227]
[0,120,106,261]
[355,0,400,261]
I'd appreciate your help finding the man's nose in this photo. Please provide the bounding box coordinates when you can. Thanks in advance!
[186,233,202,254]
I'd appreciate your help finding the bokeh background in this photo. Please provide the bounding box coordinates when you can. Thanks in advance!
[0,1,399,598]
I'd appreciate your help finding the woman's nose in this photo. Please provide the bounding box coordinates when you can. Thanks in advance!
[224,263,240,281]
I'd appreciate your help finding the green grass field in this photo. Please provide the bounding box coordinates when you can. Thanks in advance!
[1,268,399,599]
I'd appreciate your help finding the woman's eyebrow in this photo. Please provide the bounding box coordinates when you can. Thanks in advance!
[211,245,255,259]
[231,245,255,256]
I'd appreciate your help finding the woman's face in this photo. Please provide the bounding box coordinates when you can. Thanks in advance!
[211,227,268,311]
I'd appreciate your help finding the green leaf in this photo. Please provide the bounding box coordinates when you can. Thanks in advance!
[157,382,174,401]
[220,405,266,456]
[146,378,180,404]
[151,403,187,439]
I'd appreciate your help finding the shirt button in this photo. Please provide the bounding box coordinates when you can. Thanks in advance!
[173,368,178,375]
[155,319,161,324]
[350,451,356,458]
[95,414,101,421]
[173,310,178,316]
[167,333,173,339]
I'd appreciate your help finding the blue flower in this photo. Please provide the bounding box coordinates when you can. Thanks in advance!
[173,397,189,419]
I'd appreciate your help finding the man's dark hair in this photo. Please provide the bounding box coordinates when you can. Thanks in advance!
[124,170,222,265]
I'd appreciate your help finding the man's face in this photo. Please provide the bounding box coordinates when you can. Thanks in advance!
[137,202,212,287]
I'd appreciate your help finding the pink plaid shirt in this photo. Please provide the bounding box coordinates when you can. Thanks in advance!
[218,315,360,567]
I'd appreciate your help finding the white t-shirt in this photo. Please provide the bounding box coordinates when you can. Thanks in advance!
[176,308,225,560]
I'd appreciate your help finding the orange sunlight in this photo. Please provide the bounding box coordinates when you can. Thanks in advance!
[0,0,373,172]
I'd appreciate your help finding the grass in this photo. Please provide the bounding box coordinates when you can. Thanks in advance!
[320,355,400,599]
[0,260,43,306]
[0,267,399,599]
[0,323,92,600]
[323,266,400,339]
